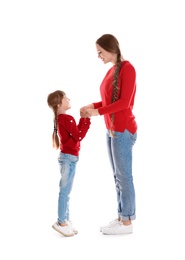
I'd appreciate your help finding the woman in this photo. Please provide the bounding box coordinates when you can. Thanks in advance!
[80,34,137,235]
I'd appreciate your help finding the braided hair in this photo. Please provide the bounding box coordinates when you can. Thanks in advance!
[96,34,123,137]
[47,90,65,149]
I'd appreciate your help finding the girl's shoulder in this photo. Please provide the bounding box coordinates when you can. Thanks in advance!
[58,114,75,123]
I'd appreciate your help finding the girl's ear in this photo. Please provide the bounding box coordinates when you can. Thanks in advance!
[57,103,62,109]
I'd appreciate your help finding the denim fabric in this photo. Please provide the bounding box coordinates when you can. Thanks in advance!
[57,152,79,223]
[106,129,137,221]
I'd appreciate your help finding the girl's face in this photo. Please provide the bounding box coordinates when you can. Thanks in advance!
[58,95,71,114]
[96,44,117,64]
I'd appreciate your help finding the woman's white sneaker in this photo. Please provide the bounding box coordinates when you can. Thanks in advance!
[102,222,133,235]
[52,222,75,237]
[100,219,119,232]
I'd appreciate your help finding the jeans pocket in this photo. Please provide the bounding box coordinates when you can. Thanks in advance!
[129,131,137,143]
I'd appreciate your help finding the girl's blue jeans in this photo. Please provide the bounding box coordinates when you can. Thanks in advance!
[106,129,137,221]
[57,152,79,224]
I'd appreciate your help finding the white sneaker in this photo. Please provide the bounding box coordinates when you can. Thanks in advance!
[100,219,119,232]
[52,222,75,237]
[67,220,78,235]
[102,222,133,235]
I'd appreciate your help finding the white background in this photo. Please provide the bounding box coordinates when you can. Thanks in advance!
[0,0,185,259]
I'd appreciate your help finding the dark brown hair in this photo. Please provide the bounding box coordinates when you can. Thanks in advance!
[96,34,123,137]
[47,90,65,149]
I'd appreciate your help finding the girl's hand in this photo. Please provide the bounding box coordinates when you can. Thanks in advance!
[80,104,94,118]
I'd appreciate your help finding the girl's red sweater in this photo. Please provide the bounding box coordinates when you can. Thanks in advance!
[57,114,91,156]
[93,60,137,134]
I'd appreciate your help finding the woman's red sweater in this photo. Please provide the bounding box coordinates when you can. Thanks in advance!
[93,60,137,134]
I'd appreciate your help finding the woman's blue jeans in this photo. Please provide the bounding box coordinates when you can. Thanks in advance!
[106,129,137,221]
[57,152,79,224]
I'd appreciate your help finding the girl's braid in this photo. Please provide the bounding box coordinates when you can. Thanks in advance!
[47,90,65,149]
[54,110,58,133]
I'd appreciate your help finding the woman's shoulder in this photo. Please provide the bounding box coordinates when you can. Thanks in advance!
[121,60,136,73]
[121,60,134,67]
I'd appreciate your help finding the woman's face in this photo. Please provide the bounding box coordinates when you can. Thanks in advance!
[96,44,116,64]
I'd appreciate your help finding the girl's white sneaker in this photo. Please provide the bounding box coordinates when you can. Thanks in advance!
[67,220,78,234]
[52,222,75,237]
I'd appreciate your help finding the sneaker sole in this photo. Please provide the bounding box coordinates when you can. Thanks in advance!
[102,231,133,235]
[52,225,75,237]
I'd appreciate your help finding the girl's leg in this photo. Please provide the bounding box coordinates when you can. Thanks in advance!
[57,152,78,224]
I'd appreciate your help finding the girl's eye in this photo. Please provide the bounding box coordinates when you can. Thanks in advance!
[97,51,102,56]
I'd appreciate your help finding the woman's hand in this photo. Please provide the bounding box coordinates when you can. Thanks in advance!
[86,108,99,117]
[80,104,94,118]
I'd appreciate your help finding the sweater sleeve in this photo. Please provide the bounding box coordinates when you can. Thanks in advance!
[58,115,91,143]
[93,101,102,109]
[77,117,91,140]
[65,116,91,142]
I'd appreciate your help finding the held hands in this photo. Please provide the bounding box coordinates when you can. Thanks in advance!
[80,105,99,118]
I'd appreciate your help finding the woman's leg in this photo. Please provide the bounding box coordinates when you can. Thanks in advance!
[106,130,121,220]
[111,130,137,223]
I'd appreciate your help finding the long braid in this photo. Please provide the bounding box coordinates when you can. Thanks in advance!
[110,52,122,137]
[52,110,59,149]
[47,90,65,149]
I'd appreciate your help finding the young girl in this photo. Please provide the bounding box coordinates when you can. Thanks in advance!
[47,90,91,237]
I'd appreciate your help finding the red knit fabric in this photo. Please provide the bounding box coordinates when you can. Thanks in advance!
[93,60,137,134]
[57,114,91,156]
